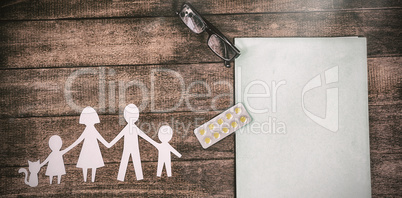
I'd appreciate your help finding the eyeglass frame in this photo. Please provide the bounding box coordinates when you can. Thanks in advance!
[177,3,241,68]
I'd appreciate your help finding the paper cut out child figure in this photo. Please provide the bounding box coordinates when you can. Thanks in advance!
[64,106,110,182]
[107,104,156,181]
[40,135,68,184]
[153,125,182,177]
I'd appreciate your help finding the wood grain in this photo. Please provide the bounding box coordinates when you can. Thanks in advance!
[0,105,398,164]
[1,0,401,20]
[0,63,233,118]
[0,159,235,197]
[0,10,401,69]
[369,105,402,154]
[0,154,399,197]
[0,0,401,197]
[370,153,402,196]
[1,57,399,118]
[1,112,235,167]
[368,57,402,105]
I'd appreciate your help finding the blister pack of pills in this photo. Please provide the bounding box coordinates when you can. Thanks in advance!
[194,103,252,149]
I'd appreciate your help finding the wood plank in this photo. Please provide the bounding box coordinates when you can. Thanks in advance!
[1,57,400,118]
[1,109,399,196]
[1,112,235,167]
[1,153,400,197]
[0,1,400,197]
[368,57,402,106]
[2,104,400,167]
[0,159,235,197]
[370,153,402,196]
[367,56,402,155]
[0,63,234,118]
[1,0,401,20]
[0,10,401,69]
[369,105,402,154]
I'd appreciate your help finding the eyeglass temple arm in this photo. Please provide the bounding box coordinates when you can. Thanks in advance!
[203,18,230,44]
[179,3,239,67]
[223,39,231,68]
[203,17,239,68]
[205,19,241,55]
[181,3,240,54]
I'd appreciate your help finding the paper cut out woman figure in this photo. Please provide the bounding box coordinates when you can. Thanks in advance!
[64,106,110,182]
[40,135,68,184]
[153,125,182,177]
[107,104,156,181]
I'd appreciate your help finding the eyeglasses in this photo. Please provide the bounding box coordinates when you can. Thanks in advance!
[177,3,240,68]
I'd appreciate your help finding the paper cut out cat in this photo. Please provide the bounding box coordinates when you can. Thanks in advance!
[18,160,41,187]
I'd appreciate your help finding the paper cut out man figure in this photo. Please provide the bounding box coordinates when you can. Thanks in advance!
[108,104,156,181]
[64,106,110,182]
[152,125,182,177]
[40,135,68,184]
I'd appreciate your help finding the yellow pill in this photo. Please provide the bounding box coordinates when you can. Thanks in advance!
[199,129,206,135]
[222,127,229,133]
[240,116,247,123]
[205,137,211,144]
[231,121,238,128]
[235,107,242,114]
[217,118,224,125]
[209,124,215,130]
[226,113,233,120]
[213,132,220,139]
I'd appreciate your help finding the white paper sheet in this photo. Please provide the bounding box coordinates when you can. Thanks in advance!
[235,38,371,197]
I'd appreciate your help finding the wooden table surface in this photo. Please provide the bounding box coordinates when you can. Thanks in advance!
[0,0,401,197]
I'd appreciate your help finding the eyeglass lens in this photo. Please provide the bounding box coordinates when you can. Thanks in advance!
[179,6,205,34]
[208,34,238,61]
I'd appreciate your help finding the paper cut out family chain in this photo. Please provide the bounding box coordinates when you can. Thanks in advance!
[19,104,181,187]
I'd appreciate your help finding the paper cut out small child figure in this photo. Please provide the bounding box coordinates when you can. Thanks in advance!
[152,125,182,177]
[64,106,110,183]
[40,135,68,184]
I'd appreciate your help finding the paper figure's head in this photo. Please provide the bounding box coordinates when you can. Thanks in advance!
[49,135,62,151]
[124,104,139,123]
[158,125,173,143]
[79,106,100,125]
